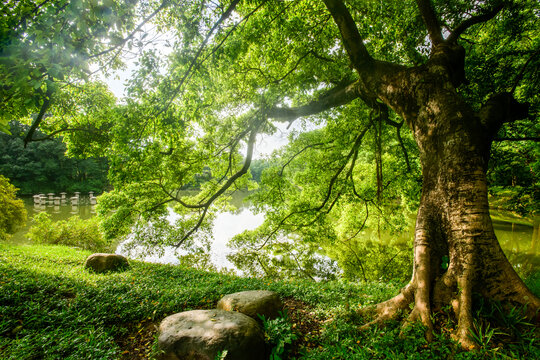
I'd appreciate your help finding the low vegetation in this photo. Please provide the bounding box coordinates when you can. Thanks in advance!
[26,212,112,252]
[0,175,26,241]
[0,243,538,359]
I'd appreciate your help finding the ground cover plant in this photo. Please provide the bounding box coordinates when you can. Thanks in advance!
[0,243,538,359]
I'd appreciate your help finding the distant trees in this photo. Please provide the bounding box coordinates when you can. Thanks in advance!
[488,140,539,215]
[0,121,109,194]
[0,175,26,240]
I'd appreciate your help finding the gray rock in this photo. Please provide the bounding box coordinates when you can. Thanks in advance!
[217,290,283,321]
[158,309,265,360]
[84,253,129,273]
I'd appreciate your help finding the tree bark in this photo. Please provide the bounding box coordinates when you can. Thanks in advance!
[359,47,540,348]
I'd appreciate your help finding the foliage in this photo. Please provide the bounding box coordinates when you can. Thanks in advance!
[460,0,540,215]
[0,243,538,359]
[259,311,298,360]
[26,212,111,252]
[0,175,27,240]
[250,159,273,183]
[2,0,537,285]
[229,116,420,281]
[487,140,539,215]
[0,121,109,194]
[0,0,143,135]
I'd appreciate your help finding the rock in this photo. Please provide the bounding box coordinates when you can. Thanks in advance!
[217,290,283,321]
[158,309,265,360]
[84,253,129,273]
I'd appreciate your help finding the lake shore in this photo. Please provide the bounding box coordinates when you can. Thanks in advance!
[1,243,539,359]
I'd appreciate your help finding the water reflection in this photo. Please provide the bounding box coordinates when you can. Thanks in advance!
[11,195,96,243]
[115,208,265,271]
[10,196,539,275]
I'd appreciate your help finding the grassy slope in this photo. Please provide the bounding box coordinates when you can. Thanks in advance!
[0,243,538,359]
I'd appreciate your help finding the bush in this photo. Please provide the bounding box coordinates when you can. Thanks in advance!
[26,212,111,252]
[0,175,27,240]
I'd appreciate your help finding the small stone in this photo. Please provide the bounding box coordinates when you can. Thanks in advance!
[84,253,129,273]
[158,309,265,360]
[217,290,283,321]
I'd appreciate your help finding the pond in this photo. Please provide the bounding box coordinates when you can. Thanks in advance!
[10,195,539,275]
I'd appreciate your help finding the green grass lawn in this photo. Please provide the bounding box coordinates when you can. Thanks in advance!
[0,243,538,359]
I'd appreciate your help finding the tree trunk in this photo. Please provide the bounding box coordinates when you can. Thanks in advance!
[361,60,540,348]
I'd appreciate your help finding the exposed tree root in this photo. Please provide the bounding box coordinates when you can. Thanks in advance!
[358,268,540,350]
[359,283,414,330]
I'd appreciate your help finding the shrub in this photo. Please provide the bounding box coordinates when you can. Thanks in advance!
[27,212,111,252]
[0,175,27,240]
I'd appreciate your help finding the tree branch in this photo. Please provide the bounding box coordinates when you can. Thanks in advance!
[279,142,328,176]
[158,0,243,117]
[322,0,373,71]
[88,1,168,60]
[168,120,261,247]
[257,122,373,250]
[30,126,101,141]
[383,115,412,172]
[23,86,53,146]
[511,48,540,94]
[446,1,504,44]
[267,80,360,123]
[415,0,444,46]
[478,92,530,135]
[15,0,52,29]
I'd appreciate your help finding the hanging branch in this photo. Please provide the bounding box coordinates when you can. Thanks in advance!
[340,232,368,282]
[158,0,243,116]
[279,142,329,176]
[380,248,407,278]
[446,1,505,44]
[510,48,540,94]
[167,119,262,247]
[133,0,263,144]
[29,126,101,141]
[256,121,373,250]
[395,121,411,171]
[374,109,383,202]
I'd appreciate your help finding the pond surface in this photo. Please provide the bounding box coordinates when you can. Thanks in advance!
[10,196,539,274]
[11,196,97,243]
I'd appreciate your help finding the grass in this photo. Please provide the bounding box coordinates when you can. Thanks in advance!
[0,243,538,359]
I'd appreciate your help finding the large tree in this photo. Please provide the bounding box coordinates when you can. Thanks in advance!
[4,0,539,348]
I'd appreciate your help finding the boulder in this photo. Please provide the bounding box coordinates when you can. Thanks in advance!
[217,290,282,321]
[158,309,265,360]
[84,253,129,273]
